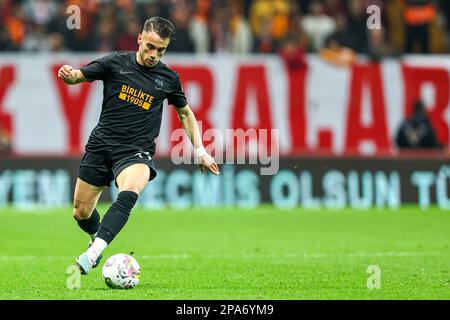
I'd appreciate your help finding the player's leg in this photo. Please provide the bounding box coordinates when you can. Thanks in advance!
[95,163,149,244]
[74,152,113,274]
[79,163,150,274]
[73,178,104,241]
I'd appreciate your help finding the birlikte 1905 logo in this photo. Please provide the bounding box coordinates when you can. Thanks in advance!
[366,5,382,30]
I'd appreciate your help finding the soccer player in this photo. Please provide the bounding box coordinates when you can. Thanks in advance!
[57,17,220,275]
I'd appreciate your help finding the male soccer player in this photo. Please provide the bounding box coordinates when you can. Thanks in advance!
[57,17,220,275]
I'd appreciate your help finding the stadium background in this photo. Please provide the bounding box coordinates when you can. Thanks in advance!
[0,0,450,301]
[0,0,449,209]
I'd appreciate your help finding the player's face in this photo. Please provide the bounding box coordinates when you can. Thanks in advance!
[137,31,170,67]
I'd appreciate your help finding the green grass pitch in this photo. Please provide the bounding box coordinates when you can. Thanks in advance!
[0,205,449,300]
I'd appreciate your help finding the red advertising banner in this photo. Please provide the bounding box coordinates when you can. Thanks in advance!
[0,54,449,156]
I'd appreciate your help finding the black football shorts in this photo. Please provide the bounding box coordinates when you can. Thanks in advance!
[78,150,157,187]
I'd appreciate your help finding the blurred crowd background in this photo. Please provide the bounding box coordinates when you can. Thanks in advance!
[0,0,449,57]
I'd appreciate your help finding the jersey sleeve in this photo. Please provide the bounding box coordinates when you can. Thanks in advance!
[167,73,188,108]
[80,52,117,82]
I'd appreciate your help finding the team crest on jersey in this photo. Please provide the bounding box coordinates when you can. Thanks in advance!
[154,77,164,90]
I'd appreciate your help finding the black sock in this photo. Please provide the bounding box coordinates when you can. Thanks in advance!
[76,208,100,235]
[96,191,138,244]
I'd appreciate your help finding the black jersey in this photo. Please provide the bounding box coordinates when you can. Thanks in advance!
[80,51,187,155]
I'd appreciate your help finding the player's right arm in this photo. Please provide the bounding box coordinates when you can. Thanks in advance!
[57,65,87,85]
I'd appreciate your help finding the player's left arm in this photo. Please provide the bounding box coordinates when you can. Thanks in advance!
[175,104,220,175]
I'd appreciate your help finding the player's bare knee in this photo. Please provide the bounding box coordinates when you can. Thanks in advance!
[73,202,93,221]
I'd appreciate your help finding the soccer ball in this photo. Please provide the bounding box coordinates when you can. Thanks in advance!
[102,253,141,289]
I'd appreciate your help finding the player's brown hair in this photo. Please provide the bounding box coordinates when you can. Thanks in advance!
[143,17,176,40]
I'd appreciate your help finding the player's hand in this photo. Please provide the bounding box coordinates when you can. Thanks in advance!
[57,65,77,84]
[198,153,220,175]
